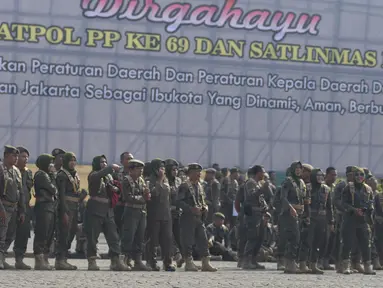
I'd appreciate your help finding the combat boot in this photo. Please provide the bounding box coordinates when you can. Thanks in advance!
[242,256,258,270]
[309,262,324,274]
[15,257,31,270]
[124,255,133,268]
[184,256,199,272]
[322,258,334,270]
[351,261,364,273]
[277,257,285,271]
[237,256,244,268]
[363,261,376,275]
[35,254,52,270]
[176,256,184,268]
[110,255,130,271]
[335,261,343,273]
[55,259,77,270]
[164,262,176,272]
[317,258,324,270]
[44,254,53,270]
[373,258,383,270]
[3,259,14,269]
[342,259,352,275]
[284,259,298,274]
[132,256,151,271]
[148,261,160,271]
[299,261,311,273]
[0,253,4,269]
[174,252,182,263]
[201,256,217,272]
[88,257,100,271]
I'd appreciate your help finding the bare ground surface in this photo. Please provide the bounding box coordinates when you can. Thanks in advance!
[1,233,382,288]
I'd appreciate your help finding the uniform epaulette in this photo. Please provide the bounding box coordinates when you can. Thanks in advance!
[13,166,21,179]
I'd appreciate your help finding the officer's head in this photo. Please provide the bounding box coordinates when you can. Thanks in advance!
[128,160,145,178]
[205,168,216,181]
[214,212,225,226]
[187,163,202,182]
[352,166,365,184]
[17,146,29,168]
[120,152,134,168]
[3,145,19,166]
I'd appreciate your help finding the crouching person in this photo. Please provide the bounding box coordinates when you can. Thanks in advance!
[206,212,238,261]
[85,155,129,271]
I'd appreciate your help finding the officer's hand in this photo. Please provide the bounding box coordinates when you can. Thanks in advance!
[18,214,25,224]
[111,164,120,172]
[0,210,5,225]
[62,213,69,226]
[191,207,202,215]
[356,208,364,216]
[290,207,297,217]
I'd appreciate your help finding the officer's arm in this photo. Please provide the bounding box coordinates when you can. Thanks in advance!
[122,179,145,204]
[57,172,69,215]
[206,224,214,238]
[234,188,242,213]
[224,228,230,248]
[176,184,193,214]
[89,166,114,181]
[16,170,26,216]
[334,183,344,212]
[228,181,238,202]
[220,178,229,202]
[303,184,311,219]
[326,187,334,225]
[35,171,57,195]
[212,181,221,209]
[280,181,292,212]
[341,186,355,213]
[149,180,161,197]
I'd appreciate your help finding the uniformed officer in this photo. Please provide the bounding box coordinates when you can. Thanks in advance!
[242,165,270,270]
[0,146,24,270]
[55,152,81,270]
[164,158,183,266]
[4,146,33,269]
[280,161,309,274]
[220,167,239,228]
[203,168,221,224]
[120,159,151,271]
[146,158,175,271]
[177,163,217,272]
[33,154,57,270]
[114,152,134,236]
[85,155,128,271]
[340,166,375,275]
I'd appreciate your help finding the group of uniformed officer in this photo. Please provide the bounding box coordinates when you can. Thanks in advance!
[1,145,382,275]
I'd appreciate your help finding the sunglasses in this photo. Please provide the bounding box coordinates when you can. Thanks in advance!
[355,172,364,177]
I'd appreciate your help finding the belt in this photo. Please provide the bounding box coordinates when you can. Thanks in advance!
[90,196,109,204]
[65,196,80,203]
[291,204,304,211]
[35,197,55,203]
[124,202,145,209]
[252,207,265,212]
[1,199,17,207]
[116,201,124,206]
[311,209,326,216]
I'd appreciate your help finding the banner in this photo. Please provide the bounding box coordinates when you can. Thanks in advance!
[0,0,382,173]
